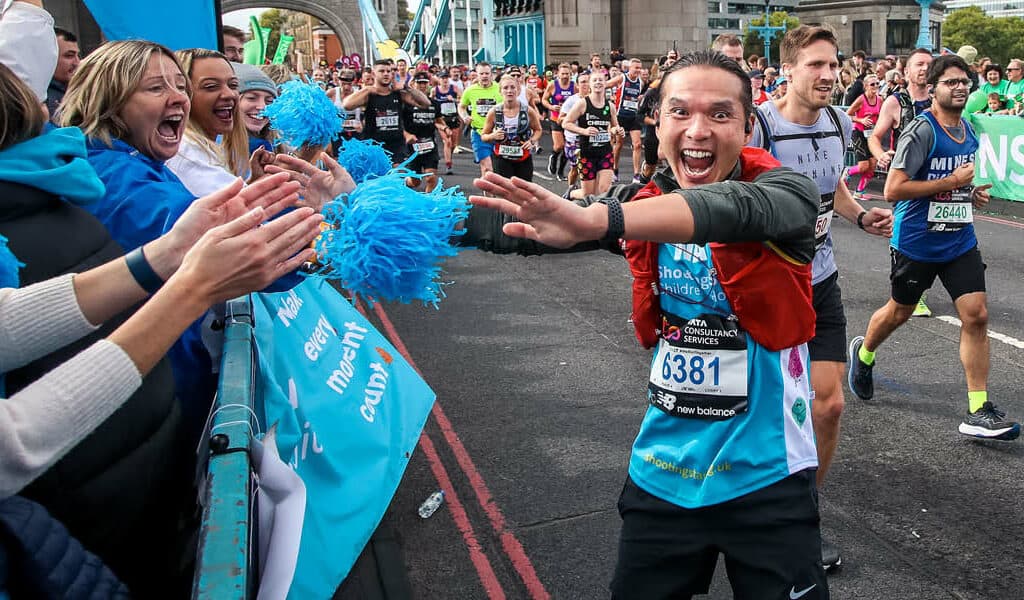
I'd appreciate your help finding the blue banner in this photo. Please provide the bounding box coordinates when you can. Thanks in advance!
[252,278,436,597]
[82,0,217,51]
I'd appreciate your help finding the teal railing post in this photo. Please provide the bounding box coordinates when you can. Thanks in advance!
[192,296,257,600]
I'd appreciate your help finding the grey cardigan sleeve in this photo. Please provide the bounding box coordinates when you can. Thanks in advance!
[677,167,819,264]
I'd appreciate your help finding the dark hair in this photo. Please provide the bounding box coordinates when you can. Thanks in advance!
[0,63,46,151]
[54,27,78,43]
[853,50,866,59]
[221,25,245,41]
[373,59,392,67]
[650,49,754,122]
[927,55,971,87]
[983,63,1005,79]
[907,47,933,63]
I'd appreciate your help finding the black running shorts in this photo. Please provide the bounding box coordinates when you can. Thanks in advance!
[610,471,828,600]
[618,114,644,132]
[890,246,986,306]
[808,271,848,363]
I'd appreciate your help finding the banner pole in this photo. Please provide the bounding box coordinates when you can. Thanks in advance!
[214,0,224,52]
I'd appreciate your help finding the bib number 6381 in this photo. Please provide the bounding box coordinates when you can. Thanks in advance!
[662,352,720,386]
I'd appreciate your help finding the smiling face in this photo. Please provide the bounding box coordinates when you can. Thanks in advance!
[656,65,752,188]
[188,57,238,139]
[239,90,274,135]
[54,36,81,84]
[119,52,190,162]
[589,71,606,94]
[986,69,1001,85]
[784,39,838,111]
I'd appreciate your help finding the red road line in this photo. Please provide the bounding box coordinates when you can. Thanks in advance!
[418,432,507,600]
[977,214,1024,229]
[373,303,552,600]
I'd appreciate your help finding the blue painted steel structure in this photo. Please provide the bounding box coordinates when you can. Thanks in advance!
[496,13,544,67]
[191,297,258,600]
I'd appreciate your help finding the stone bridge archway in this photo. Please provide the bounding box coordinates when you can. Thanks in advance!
[221,0,364,59]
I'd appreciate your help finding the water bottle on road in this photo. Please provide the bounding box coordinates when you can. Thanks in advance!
[418,490,445,518]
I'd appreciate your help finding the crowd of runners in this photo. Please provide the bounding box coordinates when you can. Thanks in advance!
[1,2,1019,596]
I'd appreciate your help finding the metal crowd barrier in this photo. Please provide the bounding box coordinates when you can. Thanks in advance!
[191,296,258,600]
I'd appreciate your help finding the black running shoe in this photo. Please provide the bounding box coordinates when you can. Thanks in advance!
[821,536,842,573]
[547,153,557,176]
[958,402,1021,441]
[847,336,874,400]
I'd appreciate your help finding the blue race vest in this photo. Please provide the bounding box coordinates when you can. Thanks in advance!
[892,111,979,263]
[628,241,817,509]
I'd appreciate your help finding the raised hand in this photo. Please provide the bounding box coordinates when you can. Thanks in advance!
[266,152,357,211]
[153,173,301,278]
[175,206,323,305]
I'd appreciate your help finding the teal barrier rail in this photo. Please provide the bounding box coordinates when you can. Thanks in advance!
[192,296,257,600]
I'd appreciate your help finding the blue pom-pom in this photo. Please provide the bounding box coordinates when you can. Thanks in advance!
[313,173,469,306]
[0,234,23,289]
[335,137,394,184]
[262,80,342,149]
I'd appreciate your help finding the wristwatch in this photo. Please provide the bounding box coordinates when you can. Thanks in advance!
[596,196,625,242]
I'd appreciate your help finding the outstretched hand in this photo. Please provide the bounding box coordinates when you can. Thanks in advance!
[154,173,301,278]
[175,205,323,305]
[266,152,356,211]
[469,172,602,248]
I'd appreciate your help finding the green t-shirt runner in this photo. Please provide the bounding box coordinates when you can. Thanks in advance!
[460,83,504,132]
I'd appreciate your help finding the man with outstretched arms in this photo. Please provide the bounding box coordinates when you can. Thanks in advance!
[542,63,576,180]
[458,61,504,177]
[848,55,1020,442]
[607,58,647,183]
[471,50,829,599]
[747,25,894,573]
[343,59,432,166]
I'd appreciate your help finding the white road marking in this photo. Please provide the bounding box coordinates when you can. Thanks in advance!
[533,172,554,181]
[936,315,1024,349]
[457,145,472,153]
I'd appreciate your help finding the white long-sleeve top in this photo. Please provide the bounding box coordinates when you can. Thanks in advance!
[0,274,141,498]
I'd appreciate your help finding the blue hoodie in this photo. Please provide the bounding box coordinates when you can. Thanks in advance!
[83,137,195,251]
[83,137,215,432]
[0,127,105,206]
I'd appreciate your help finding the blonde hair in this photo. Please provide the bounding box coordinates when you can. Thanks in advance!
[261,64,295,86]
[60,40,186,148]
[176,49,250,178]
[0,63,46,151]
[498,74,520,89]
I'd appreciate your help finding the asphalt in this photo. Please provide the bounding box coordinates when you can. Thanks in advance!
[338,142,1024,600]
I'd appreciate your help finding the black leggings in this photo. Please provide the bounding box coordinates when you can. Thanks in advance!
[492,155,534,181]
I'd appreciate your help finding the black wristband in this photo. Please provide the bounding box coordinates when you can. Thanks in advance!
[857,210,867,230]
[598,196,625,242]
[125,246,164,294]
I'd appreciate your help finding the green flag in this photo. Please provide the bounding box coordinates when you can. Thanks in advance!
[243,16,265,64]
[970,114,1024,202]
[272,34,294,65]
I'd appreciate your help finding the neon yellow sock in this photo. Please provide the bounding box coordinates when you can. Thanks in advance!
[968,391,988,413]
[858,345,875,366]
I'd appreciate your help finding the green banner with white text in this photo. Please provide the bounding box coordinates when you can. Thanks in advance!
[970,114,1024,202]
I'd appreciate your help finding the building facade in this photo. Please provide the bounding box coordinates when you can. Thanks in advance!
[544,0,707,65]
[945,0,1024,18]
[795,0,945,57]
[706,0,800,45]
[421,0,485,65]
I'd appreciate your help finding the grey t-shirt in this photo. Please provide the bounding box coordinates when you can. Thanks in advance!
[891,116,964,176]
[748,102,853,284]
